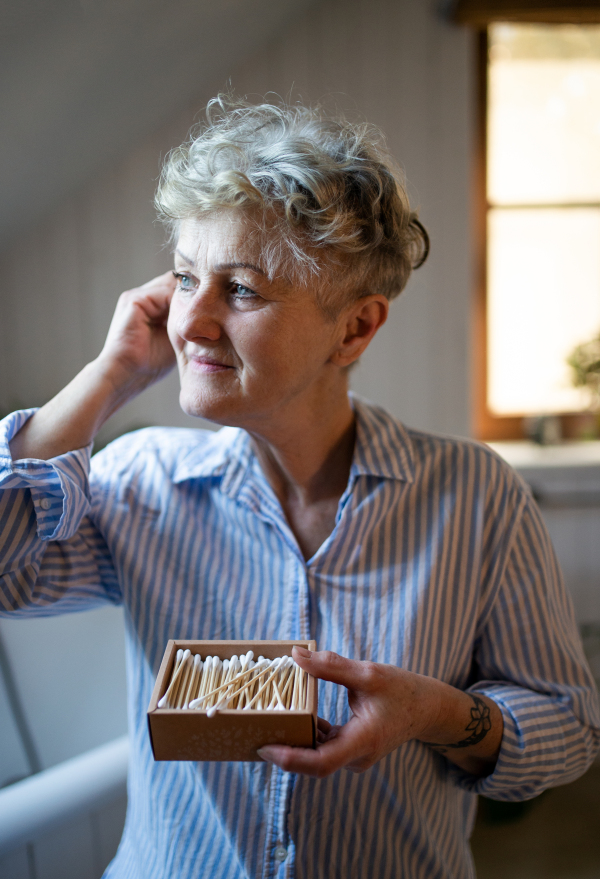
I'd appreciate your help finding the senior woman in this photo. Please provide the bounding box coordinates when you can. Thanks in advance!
[1,97,599,879]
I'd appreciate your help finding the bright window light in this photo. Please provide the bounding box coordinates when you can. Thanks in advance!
[487,24,600,417]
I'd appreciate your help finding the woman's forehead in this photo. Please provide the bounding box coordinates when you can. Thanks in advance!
[176,214,268,273]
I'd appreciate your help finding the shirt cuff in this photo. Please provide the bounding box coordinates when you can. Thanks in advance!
[448,681,590,801]
[0,409,93,541]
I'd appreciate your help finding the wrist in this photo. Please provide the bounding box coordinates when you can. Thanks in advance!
[89,354,150,412]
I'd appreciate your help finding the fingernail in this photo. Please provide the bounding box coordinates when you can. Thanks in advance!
[293,645,311,660]
[257,748,272,761]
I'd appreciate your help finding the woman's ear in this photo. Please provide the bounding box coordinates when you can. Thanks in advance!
[331,295,389,368]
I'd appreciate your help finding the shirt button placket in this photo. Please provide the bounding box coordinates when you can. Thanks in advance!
[274,845,288,863]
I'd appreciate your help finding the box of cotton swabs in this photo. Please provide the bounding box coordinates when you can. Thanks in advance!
[147,640,318,761]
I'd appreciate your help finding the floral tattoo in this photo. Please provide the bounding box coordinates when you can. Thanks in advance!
[423,695,492,753]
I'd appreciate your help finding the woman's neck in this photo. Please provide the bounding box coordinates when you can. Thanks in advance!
[247,388,356,558]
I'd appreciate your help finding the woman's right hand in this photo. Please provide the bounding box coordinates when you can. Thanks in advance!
[97,271,177,394]
[9,272,178,462]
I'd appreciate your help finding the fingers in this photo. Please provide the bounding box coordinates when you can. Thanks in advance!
[119,272,175,323]
[292,646,375,690]
[258,717,371,778]
[317,716,334,735]
[316,716,338,745]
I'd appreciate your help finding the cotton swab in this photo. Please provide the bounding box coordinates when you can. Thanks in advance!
[183,654,202,709]
[159,650,309,713]
[206,655,249,716]
[175,654,194,708]
[243,658,286,710]
[266,657,292,709]
[158,649,191,707]
[189,658,270,709]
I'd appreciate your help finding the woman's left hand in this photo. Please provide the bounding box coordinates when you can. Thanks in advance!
[257,646,502,778]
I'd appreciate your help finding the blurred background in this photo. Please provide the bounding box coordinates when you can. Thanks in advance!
[1,1,599,877]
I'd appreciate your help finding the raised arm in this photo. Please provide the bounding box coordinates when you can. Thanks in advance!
[9,271,176,461]
[1,271,177,616]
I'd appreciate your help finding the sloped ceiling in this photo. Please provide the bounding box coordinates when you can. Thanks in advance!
[0,0,314,253]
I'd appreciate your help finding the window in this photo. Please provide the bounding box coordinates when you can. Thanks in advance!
[474,23,600,439]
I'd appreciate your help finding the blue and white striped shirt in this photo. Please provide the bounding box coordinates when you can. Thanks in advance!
[1,398,599,879]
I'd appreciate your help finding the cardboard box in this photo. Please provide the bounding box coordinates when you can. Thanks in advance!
[147,640,318,761]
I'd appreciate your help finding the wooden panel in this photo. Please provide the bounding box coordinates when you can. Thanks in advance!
[454,0,600,25]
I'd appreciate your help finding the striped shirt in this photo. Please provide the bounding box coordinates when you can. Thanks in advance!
[1,397,599,879]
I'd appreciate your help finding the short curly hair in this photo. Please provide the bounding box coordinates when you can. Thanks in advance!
[155,95,429,310]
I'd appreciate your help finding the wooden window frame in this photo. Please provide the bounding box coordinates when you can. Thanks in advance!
[454,2,600,27]
[472,26,600,441]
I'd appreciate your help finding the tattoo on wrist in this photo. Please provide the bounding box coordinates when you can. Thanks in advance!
[422,695,492,754]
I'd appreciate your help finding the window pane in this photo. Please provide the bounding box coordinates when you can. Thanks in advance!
[487,208,600,416]
[488,24,600,205]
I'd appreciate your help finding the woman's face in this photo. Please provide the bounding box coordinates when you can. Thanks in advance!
[168,213,348,430]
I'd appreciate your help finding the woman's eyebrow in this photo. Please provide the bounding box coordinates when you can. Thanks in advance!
[214,262,266,277]
[174,249,266,277]
[175,248,196,266]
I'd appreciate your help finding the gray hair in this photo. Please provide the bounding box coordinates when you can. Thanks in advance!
[155,95,429,309]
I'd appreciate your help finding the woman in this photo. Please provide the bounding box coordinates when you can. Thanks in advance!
[1,97,598,879]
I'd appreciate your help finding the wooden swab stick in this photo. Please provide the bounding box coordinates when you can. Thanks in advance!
[208,654,255,715]
[183,655,202,709]
[243,661,256,707]
[280,664,296,708]
[267,658,292,709]
[199,656,212,699]
[231,652,252,708]
[158,649,191,707]
[296,667,306,710]
[267,673,285,710]
[207,657,222,707]
[174,654,193,708]
[278,661,297,709]
[189,659,270,709]
[214,658,273,711]
[207,657,243,716]
[243,659,287,710]
[158,648,185,707]
[291,664,300,710]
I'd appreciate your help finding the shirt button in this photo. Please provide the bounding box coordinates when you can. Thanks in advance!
[274,846,288,862]
[39,498,51,510]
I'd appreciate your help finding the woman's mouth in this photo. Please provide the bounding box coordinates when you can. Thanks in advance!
[188,355,234,373]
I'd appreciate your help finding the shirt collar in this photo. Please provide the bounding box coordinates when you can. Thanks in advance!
[350,395,414,483]
[172,425,253,494]
[172,395,414,490]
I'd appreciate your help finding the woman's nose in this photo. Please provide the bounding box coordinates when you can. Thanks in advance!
[172,289,222,343]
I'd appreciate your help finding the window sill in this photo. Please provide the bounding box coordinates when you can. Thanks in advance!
[487,441,600,507]
[487,440,600,470]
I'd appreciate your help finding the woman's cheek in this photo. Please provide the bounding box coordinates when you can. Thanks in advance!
[166,297,185,352]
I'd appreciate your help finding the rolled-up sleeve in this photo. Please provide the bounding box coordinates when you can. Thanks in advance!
[453,493,600,800]
[0,409,120,615]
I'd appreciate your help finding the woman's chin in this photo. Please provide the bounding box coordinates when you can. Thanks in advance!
[178,388,244,426]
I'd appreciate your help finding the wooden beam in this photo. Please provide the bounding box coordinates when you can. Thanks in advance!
[453,1,600,25]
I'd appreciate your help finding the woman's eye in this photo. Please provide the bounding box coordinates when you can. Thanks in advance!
[232,283,257,300]
[173,271,195,290]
